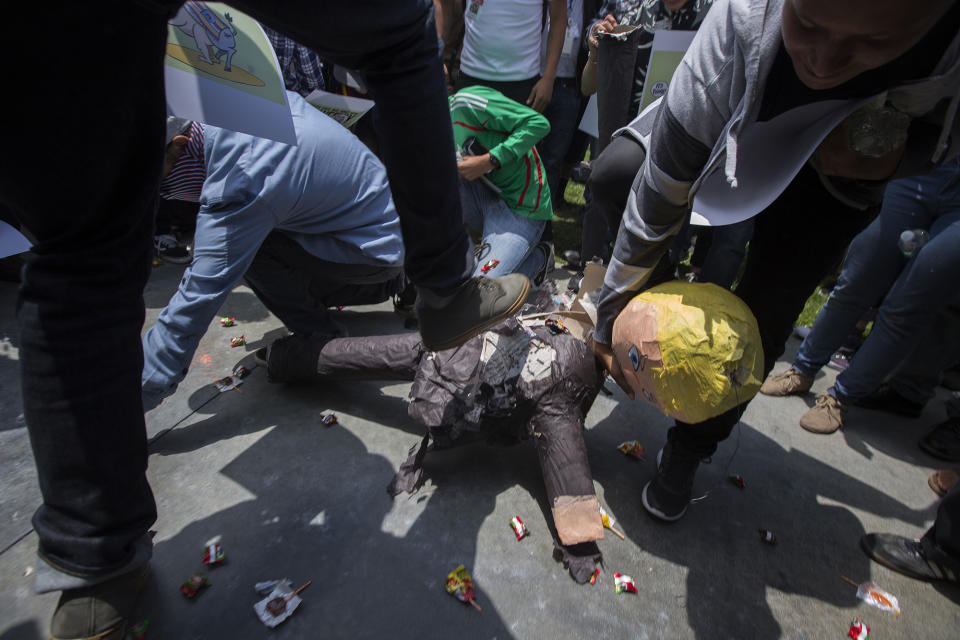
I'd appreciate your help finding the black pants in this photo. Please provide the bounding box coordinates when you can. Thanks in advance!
[669,165,878,456]
[924,484,960,563]
[244,231,402,337]
[2,0,471,581]
[455,72,538,106]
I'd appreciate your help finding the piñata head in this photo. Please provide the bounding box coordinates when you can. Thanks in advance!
[611,281,763,423]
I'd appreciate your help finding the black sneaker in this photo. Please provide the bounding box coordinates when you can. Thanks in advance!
[860,533,960,583]
[562,250,582,270]
[918,418,960,462]
[856,383,923,418]
[154,234,190,264]
[417,274,530,352]
[642,441,701,522]
[49,564,150,640]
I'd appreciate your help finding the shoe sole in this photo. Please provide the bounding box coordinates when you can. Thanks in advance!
[918,438,960,462]
[641,481,686,522]
[928,473,949,498]
[799,420,841,435]
[422,276,530,352]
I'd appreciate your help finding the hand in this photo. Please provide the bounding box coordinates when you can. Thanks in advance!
[593,340,634,400]
[457,154,496,181]
[588,15,619,56]
[814,121,905,181]
[526,76,555,113]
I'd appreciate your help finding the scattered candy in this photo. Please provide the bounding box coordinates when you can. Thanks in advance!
[545,316,568,335]
[219,317,236,327]
[230,335,246,348]
[599,506,625,540]
[214,375,243,393]
[617,441,646,460]
[728,474,745,489]
[848,617,869,640]
[320,413,338,426]
[202,543,225,565]
[180,573,209,598]
[613,572,638,594]
[254,579,309,628]
[509,516,527,541]
[445,565,482,611]
[480,259,500,273]
[759,529,777,545]
[233,364,250,379]
[589,568,600,585]
[125,619,149,640]
[845,578,900,617]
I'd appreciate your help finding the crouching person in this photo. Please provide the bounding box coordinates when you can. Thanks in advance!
[142,91,404,408]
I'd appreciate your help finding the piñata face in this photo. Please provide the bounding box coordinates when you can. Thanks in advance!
[611,282,763,423]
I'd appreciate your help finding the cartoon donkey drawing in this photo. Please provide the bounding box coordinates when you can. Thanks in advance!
[170,1,239,71]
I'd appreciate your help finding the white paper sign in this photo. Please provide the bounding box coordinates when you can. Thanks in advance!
[0,221,31,258]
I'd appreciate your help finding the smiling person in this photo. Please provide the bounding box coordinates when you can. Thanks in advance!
[591,0,960,522]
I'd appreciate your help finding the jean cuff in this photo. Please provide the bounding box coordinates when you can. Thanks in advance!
[34,534,153,594]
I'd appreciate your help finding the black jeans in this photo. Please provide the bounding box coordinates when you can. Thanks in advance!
[581,135,646,263]
[924,483,960,563]
[244,231,402,337]
[668,165,878,456]
[2,0,471,581]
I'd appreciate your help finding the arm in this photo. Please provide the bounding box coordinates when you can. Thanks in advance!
[580,13,618,96]
[527,0,568,112]
[591,1,736,384]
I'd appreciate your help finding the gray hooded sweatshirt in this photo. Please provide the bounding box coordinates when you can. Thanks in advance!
[594,0,960,345]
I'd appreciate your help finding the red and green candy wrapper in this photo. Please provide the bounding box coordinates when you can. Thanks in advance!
[180,573,209,598]
[728,474,745,489]
[202,543,225,565]
[848,617,869,639]
[617,441,646,460]
[509,516,527,541]
[589,568,600,585]
[480,259,499,273]
[613,572,638,594]
[445,565,481,611]
[219,317,235,327]
[233,364,250,379]
[125,619,149,640]
[230,335,246,348]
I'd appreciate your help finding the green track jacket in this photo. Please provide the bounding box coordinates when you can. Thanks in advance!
[449,86,553,220]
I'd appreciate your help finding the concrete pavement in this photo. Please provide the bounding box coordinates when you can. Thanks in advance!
[1,263,959,639]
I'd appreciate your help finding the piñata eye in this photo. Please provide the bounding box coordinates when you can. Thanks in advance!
[628,345,640,371]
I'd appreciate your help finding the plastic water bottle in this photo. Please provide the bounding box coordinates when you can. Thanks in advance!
[898,229,930,257]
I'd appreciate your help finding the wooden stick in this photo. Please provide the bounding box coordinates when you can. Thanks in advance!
[609,525,626,540]
[469,599,482,612]
[233,385,243,394]
[841,575,860,588]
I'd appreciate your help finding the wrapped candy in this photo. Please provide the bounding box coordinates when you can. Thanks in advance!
[180,573,209,598]
[219,317,236,327]
[613,572,638,594]
[509,516,527,541]
[214,375,243,393]
[445,565,481,611]
[230,335,246,348]
[759,529,777,545]
[545,317,569,335]
[728,474,745,489]
[125,619,149,640]
[847,617,869,640]
[598,506,625,539]
[617,441,646,460]
[320,413,338,426]
[589,568,600,585]
[232,364,250,379]
[253,580,310,628]
[202,543,225,565]
[854,580,900,617]
[480,259,499,274]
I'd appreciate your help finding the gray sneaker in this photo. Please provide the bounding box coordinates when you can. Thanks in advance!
[50,564,150,640]
[417,274,530,352]
[759,367,813,397]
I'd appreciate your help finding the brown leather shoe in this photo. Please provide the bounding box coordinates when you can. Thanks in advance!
[928,469,960,497]
[799,392,847,434]
[759,367,813,397]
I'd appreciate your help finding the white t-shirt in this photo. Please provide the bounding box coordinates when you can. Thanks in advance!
[460,0,547,82]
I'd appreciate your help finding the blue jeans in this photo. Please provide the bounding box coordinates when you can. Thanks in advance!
[539,79,584,205]
[3,0,472,591]
[887,294,960,406]
[793,158,960,402]
[460,179,547,280]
